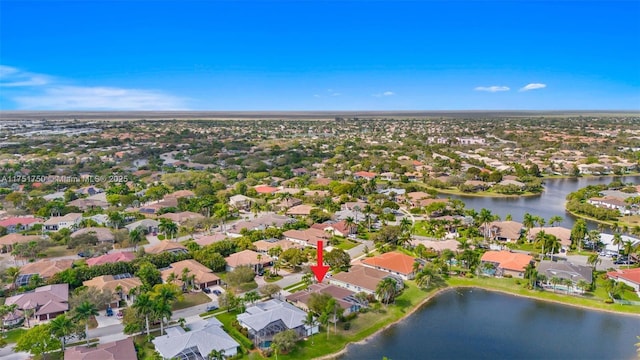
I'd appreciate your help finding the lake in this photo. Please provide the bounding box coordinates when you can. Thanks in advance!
[340,289,640,360]
[442,175,640,229]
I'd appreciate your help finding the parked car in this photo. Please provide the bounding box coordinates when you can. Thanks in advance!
[106,307,113,317]
[206,304,218,312]
[212,289,222,296]
[203,287,212,294]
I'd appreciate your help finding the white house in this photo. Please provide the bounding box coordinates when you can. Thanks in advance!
[43,213,83,232]
[152,318,239,359]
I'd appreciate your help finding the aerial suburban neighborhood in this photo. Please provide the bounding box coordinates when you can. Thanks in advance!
[0,114,638,359]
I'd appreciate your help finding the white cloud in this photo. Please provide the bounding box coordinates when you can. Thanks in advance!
[474,86,510,92]
[373,91,395,97]
[14,86,188,110]
[326,89,341,97]
[520,83,547,91]
[2,65,188,110]
[0,65,51,87]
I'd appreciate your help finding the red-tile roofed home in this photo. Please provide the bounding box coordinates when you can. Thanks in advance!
[311,220,356,237]
[0,216,42,233]
[255,185,279,194]
[361,252,417,280]
[65,338,137,360]
[283,228,330,248]
[607,268,640,294]
[353,171,377,180]
[86,252,136,266]
[480,251,533,278]
[0,234,43,253]
[225,250,272,272]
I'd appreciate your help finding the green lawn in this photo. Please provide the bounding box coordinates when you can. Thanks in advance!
[172,292,212,310]
[333,239,358,251]
[283,281,305,291]
[447,277,640,315]
[3,328,26,343]
[216,311,262,358]
[45,245,77,257]
[264,275,283,283]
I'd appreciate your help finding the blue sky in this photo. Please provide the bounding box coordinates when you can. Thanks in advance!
[1,0,639,111]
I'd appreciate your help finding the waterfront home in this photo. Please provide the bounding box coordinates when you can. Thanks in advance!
[607,268,640,294]
[527,227,572,252]
[0,234,43,253]
[43,213,83,232]
[65,338,137,360]
[145,240,188,255]
[161,259,221,290]
[286,283,364,315]
[480,221,523,243]
[598,234,640,255]
[480,251,533,278]
[152,318,239,359]
[84,273,142,307]
[587,196,630,215]
[5,284,69,321]
[18,259,74,286]
[225,250,272,272]
[537,260,592,293]
[237,299,318,348]
[329,265,397,295]
[361,251,417,280]
[0,216,42,233]
[86,251,136,266]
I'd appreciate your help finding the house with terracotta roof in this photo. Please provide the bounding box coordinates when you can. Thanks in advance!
[607,268,640,294]
[5,284,69,321]
[270,197,303,211]
[283,228,330,248]
[225,250,273,272]
[43,213,83,232]
[84,274,143,307]
[361,251,417,280]
[329,265,399,295]
[254,239,299,255]
[229,194,255,211]
[0,234,43,253]
[311,220,357,238]
[286,283,364,315]
[193,233,227,247]
[353,171,377,180]
[86,252,136,266]
[161,259,220,290]
[19,259,74,285]
[0,216,42,233]
[65,338,137,360]
[164,190,195,199]
[255,185,279,194]
[480,250,533,278]
[145,240,188,255]
[71,227,115,244]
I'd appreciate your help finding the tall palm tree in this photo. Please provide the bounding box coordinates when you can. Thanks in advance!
[550,276,561,293]
[303,312,317,345]
[153,300,172,336]
[5,266,20,290]
[549,215,563,227]
[108,211,124,230]
[375,278,398,306]
[416,266,435,289]
[128,227,144,251]
[576,280,589,294]
[587,253,601,270]
[132,292,154,337]
[159,218,178,241]
[49,314,74,351]
[74,301,99,345]
[612,233,623,256]
[477,208,495,242]
[523,212,535,239]
[534,230,548,260]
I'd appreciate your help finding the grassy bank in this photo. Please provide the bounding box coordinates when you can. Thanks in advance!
[423,185,542,198]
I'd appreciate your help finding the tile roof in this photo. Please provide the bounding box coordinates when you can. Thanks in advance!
[528,227,572,247]
[225,250,272,268]
[286,204,315,216]
[5,284,69,315]
[0,217,42,227]
[237,299,307,332]
[159,211,205,224]
[607,268,640,285]
[145,240,188,255]
[193,233,227,247]
[43,213,82,226]
[65,337,137,360]
[71,227,115,242]
[161,259,220,285]
[86,252,137,266]
[152,318,239,359]
[329,265,389,293]
[481,251,533,272]
[20,259,74,278]
[537,261,593,284]
[254,239,299,252]
[0,234,43,246]
[286,283,355,310]
[83,275,143,295]
[361,252,416,275]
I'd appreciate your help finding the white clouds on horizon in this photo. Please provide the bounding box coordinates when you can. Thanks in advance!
[474,85,510,92]
[373,91,395,97]
[0,65,51,87]
[1,65,188,110]
[520,83,547,91]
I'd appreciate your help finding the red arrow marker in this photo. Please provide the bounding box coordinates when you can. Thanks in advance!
[310,240,330,283]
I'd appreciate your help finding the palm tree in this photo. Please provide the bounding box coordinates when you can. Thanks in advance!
[181,267,192,292]
[133,292,154,337]
[303,312,317,345]
[612,233,623,256]
[344,217,356,235]
[49,314,74,351]
[416,266,435,289]
[523,212,535,239]
[108,211,124,230]
[549,215,563,227]
[159,218,178,241]
[5,266,20,290]
[128,227,144,251]
[562,278,573,294]
[153,300,172,336]
[622,240,634,267]
[535,230,548,260]
[477,208,495,242]
[74,301,99,345]
[375,278,398,306]
[207,349,226,360]
[577,280,589,294]
[244,291,260,305]
[550,276,561,293]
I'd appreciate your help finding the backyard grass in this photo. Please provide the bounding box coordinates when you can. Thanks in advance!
[333,239,358,251]
[447,277,640,315]
[3,328,26,343]
[172,292,211,310]
[216,311,260,356]
[45,245,77,258]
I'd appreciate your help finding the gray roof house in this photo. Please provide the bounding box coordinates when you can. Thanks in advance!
[125,219,160,234]
[152,318,239,359]
[237,299,318,348]
[537,260,593,293]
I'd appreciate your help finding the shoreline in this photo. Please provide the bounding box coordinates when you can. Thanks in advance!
[314,283,640,360]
